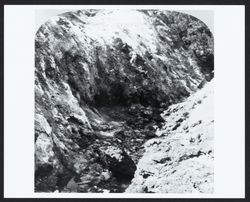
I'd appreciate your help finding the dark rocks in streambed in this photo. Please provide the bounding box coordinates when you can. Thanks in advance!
[56,145,137,193]
[99,146,137,179]
[143,128,158,139]
[127,104,165,129]
[34,104,163,192]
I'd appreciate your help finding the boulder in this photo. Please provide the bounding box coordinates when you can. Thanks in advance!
[100,146,136,178]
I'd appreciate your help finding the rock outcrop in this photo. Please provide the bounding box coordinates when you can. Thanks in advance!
[35,9,213,193]
[126,81,214,193]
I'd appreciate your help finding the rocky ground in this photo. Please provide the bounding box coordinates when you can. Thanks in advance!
[35,9,214,193]
[127,80,214,193]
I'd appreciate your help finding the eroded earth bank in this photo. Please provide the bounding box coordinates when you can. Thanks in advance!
[35,10,214,193]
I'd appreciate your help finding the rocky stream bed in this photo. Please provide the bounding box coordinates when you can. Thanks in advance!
[35,9,214,193]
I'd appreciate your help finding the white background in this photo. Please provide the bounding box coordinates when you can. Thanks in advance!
[4,5,245,198]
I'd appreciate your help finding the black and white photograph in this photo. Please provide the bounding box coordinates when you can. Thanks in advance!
[3,3,246,199]
[35,9,214,193]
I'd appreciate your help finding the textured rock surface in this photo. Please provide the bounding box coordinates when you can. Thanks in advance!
[126,81,214,193]
[35,9,213,193]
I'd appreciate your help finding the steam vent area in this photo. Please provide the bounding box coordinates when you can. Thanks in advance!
[35,9,214,193]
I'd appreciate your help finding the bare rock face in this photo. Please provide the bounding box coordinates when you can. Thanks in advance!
[126,81,214,193]
[35,9,213,192]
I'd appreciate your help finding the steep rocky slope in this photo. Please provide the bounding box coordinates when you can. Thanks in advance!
[126,80,214,193]
[35,9,213,193]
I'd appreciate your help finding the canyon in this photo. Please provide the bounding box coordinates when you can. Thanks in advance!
[35,9,214,193]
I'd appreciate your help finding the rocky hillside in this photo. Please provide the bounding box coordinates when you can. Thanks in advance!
[35,9,213,193]
[126,80,214,193]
